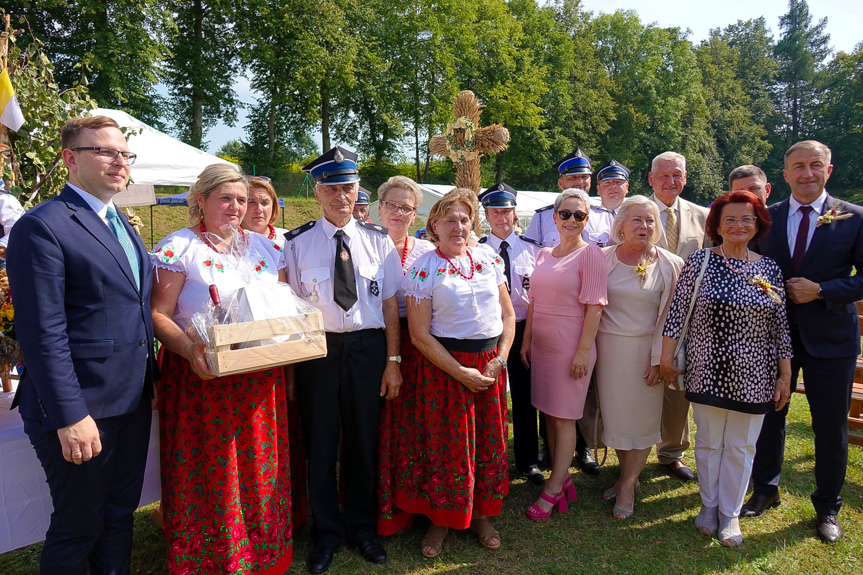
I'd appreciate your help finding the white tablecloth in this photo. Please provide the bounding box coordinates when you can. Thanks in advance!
[0,391,161,553]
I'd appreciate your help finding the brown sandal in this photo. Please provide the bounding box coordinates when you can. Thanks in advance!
[421,524,448,559]
[469,516,501,550]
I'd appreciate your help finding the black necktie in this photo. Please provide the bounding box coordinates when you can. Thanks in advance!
[333,230,358,311]
[792,205,814,271]
[500,240,512,294]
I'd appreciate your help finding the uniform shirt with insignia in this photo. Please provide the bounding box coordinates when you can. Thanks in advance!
[285,217,402,333]
[582,204,618,247]
[524,206,559,248]
[480,232,540,321]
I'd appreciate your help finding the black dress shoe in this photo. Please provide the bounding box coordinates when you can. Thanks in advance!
[520,465,545,486]
[355,538,387,564]
[663,461,695,481]
[816,514,844,543]
[537,445,551,471]
[740,491,781,518]
[576,449,600,476]
[307,546,337,574]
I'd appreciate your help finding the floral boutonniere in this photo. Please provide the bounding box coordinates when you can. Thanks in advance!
[817,201,853,227]
[634,254,650,288]
[748,273,784,304]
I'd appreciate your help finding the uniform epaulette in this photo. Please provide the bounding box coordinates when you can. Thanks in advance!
[478,236,489,244]
[518,235,542,247]
[535,205,554,214]
[358,220,388,234]
[286,220,316,239]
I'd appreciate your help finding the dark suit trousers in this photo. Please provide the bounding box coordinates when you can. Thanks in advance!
[296,329,385,549]
[751,329,855,515]
[509,321,539,470]
[22,396,151,575]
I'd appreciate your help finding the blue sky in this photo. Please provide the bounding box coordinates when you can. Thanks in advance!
[203,0,861,154]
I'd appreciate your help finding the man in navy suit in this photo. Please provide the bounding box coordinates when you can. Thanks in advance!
[7,115,157,572]
[743,140,863,543]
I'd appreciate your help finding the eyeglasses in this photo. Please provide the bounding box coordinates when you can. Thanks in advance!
[245,175,272,183]
[557,210,588,222]
[720,216,757,226]
[381,200,416,216]
[72,147,137,165]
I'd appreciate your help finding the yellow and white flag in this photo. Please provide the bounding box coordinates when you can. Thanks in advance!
[0,68,25,132]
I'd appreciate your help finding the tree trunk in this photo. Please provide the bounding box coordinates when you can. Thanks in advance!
[267,99,276,164]
[321,84,331,152]
[190,0,204,148]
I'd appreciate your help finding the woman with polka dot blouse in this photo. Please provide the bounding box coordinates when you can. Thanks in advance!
[660,191,792,548]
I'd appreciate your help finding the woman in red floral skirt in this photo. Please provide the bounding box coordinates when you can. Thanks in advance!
[151,164,293,574]
[397,188,515,558]
[375,176,435,536]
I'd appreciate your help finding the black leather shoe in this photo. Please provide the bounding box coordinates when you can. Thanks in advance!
[537,445,551,471]
[307,546,337,574]
[520,464,545,486]
[575,449,600,476]
[740,491,781,518]
[355,538,387,564]
[816,514,844,543]
[663,461,695,481]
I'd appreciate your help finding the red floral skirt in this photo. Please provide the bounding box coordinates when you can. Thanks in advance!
[158,349,292,574]
[393,347,509,530]
[376,328,418,535]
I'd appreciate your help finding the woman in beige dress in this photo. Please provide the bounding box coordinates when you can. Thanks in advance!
[596,195,683,519]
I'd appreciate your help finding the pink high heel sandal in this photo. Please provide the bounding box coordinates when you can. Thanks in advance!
[562,476,578,503]
[525,489,567,520]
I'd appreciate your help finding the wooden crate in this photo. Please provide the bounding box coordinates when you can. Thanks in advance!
[206,312,327,376]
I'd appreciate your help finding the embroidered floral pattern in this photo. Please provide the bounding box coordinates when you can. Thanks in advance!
[153,245,178,264]
[254,259,269,274]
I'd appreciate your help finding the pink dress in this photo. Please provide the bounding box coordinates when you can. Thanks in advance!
[529,245,607,420]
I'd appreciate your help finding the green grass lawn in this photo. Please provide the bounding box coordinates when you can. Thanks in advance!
[2,397,861,574]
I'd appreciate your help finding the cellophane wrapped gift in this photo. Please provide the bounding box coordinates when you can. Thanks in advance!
[189,228,326,376]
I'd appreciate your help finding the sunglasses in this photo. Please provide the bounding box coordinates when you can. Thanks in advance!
[557,210,588,222]
[245,175,272,183]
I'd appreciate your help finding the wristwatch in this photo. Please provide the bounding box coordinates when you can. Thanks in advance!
[387,355,402,364]
[817,287,825,300]
[495,356,508,369]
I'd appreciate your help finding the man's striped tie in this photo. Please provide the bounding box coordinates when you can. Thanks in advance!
[665,208,679,254]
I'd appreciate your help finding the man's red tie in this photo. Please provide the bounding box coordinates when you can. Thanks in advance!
[792,205,814,270]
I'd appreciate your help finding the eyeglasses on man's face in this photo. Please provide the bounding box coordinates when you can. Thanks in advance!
[72,147,137,165]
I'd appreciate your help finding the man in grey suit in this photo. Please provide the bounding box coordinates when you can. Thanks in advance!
[649,151,710,481]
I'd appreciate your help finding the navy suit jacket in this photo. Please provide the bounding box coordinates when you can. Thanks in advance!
[7,185,156,430]
[756,193,863,358]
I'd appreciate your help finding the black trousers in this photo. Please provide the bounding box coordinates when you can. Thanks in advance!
[23,396,151,575]
[509,321,540,470]
[295,329,385,548]
[750,329,855,515]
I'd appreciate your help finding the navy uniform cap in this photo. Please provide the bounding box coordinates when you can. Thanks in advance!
[555,148,592,176]
[478,182,517,208]
[596,159,630,182]
[356,190,371,204]
[302,145,360,185]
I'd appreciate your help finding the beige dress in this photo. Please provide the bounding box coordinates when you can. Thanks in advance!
[595,253,665,450]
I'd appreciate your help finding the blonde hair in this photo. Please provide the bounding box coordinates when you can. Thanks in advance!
[426,188,478,243]
[378,175,423,207]
[612,195,662,245]
[248,178,280,225]
[188,164,248,225]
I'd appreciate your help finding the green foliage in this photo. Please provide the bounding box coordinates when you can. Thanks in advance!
[164,0,241,149]
[2,19,97,204]
[13,0,172,127]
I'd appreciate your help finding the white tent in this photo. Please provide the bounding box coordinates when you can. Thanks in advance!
[369,183,600,232]
[93,108,236,187]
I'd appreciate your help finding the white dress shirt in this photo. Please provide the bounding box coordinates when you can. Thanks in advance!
[67,183,114,226]
[653,195,680,229]
[481,232,539,321]
[582,204,618,247]
[786,190,828,255]
[524,207,559,248]
[285,217,402,333]
[0,192,25,249]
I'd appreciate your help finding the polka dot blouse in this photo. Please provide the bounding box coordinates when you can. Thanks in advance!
[663,249,793,414]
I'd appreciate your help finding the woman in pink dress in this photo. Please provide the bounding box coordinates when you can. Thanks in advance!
[520,188,607,519]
